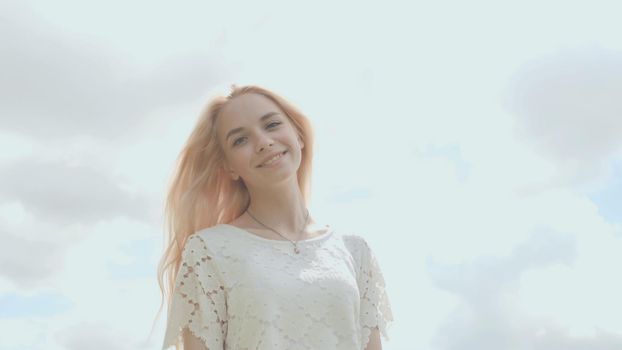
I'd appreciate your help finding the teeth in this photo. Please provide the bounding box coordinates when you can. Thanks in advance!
[261,152,284,166]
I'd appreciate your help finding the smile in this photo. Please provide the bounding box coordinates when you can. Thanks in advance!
[258,151,287,168]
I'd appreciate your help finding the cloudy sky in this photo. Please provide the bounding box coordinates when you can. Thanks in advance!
[1,0,621,349]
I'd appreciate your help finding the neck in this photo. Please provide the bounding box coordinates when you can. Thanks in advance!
[244,178,312,233]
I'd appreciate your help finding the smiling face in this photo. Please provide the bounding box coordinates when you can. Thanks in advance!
[216,93,305,187]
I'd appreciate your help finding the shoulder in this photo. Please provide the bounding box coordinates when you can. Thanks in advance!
[181,224,231,254]
[179,225,236,268]
[335,230,372,258]
[190,224,231,242]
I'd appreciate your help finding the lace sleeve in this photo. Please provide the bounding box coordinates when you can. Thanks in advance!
[162,234,228,350]
[357,238,394,348]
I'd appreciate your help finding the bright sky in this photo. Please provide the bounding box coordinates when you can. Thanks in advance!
[1,0,621,349]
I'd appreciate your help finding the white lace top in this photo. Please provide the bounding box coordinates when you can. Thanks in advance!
[162,223,393,350]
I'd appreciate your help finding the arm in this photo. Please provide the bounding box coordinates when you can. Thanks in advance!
[364,327,383,350]
[356,237,392,350]
[162,235,227,350]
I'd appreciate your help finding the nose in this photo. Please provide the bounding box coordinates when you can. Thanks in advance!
[256,135,274,153]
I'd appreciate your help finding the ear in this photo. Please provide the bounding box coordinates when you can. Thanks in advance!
[298,136,305,150]
[223,164,240,181]
[229,168,240,181]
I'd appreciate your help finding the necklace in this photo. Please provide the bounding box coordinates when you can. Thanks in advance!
[245,207,310,254]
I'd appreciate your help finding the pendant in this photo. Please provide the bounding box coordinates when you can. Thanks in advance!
[294,246,300,254]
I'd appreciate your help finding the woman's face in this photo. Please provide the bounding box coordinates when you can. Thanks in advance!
[216,93,304,186]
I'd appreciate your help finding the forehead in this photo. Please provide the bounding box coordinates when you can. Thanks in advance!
[219,93,281,128]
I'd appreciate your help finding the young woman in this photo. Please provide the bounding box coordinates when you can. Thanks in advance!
[157,84,393,350]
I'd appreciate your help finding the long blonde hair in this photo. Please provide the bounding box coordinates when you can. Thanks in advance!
[152,84,315,346]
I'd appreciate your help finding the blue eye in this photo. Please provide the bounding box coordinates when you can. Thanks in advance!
[232,137,246,146]
[232,121,282,146]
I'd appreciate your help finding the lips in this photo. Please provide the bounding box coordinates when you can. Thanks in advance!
[257,150,287,168]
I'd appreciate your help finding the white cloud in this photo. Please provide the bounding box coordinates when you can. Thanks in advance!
[503,46,622,186]
[0,1,229,140]
[427,230,622,350]
[0,159,156,226]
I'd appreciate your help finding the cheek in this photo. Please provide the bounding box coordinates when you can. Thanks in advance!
[280,128,298,143]
[229,149,255,168]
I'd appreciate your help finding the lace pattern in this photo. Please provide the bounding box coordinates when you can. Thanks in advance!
[162,226,393,350]
[162,234,228,350]
[353,237,394,349]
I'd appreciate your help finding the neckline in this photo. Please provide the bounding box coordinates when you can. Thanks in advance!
[219,223,334,243]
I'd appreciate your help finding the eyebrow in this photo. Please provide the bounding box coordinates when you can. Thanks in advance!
[225,111,281,142]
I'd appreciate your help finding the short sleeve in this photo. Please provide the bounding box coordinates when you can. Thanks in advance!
[162,234,228,350]
[357,238,394,347]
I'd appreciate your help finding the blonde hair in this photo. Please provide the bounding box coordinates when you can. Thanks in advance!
[151,84,315,348]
